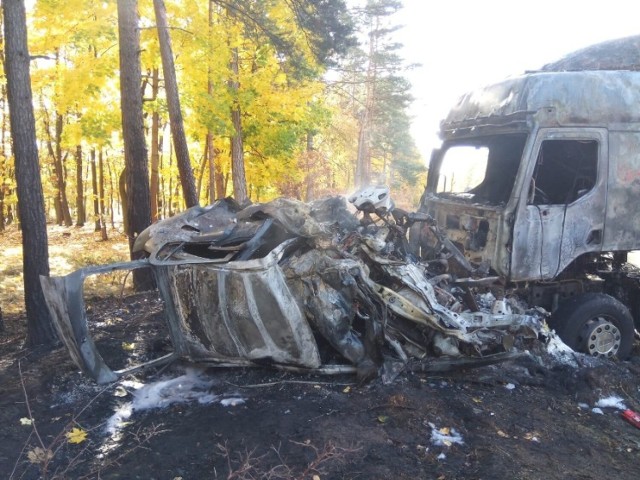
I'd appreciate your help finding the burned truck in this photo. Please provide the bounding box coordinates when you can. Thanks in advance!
[413,69,640,360]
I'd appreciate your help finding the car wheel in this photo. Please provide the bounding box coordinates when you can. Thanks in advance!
[550,293,635,360]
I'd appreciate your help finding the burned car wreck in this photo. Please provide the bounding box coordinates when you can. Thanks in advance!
[41,190,544,384]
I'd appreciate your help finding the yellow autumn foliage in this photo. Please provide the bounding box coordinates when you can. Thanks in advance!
[0,0,423,227]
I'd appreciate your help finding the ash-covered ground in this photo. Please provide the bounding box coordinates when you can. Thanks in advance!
[1,292,640,479]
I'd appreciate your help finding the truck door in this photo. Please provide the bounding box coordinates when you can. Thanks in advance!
[511,128,608,280]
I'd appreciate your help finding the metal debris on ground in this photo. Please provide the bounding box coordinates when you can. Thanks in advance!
[41,188,546,384]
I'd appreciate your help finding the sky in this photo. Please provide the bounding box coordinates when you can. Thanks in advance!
[392,0,640,157]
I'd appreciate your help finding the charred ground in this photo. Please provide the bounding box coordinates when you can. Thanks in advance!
[1,292,640,479]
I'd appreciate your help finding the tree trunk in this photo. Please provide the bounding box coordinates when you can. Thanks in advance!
[75,144,86,226]
[150,68,160,222]
[117,0,152,289]
[47,112,73,226]
[355,115,370,187]
[0,189,5,231]
[0,149,6,229]
[304,131,316,201]
[207,0,219,203]
[229,47,248,205]
[223,172,229,198]
[214,149,225,199]
[355,16,379,188]
[196,142,207,202]
[0,84,7,231]
[7,204,14,226]
[90,149,100,231]
[98,149,108,240]
[159,123,167,217]
[119,169,128,233]
[3,0,57,347]
[167,138,173,217]
[207,131,217,202]
[57,115,72,226]
[106,156,115,228]
[153,0,198,208]
[52,190,63,225]
[230,107,247,204]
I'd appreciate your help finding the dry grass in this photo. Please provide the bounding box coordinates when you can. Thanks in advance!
[0,224,131,314]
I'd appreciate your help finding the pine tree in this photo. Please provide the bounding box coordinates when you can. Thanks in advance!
[347,0,423,189]
[3,0,57,347]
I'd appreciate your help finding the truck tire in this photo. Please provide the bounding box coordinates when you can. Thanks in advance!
[550,293,635,360]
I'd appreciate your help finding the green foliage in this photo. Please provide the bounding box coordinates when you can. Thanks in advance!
[334,0,425,194]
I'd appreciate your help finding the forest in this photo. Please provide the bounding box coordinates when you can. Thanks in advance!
[0,0,423,227]
[0,0,424,346]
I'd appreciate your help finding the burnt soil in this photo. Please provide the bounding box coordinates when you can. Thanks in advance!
[2,292,640,480]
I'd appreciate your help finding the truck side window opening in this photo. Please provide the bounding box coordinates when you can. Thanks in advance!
[435,134,527,205]
[529,139,598,205]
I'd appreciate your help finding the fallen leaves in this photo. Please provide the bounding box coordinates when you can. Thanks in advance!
[429,423,465,447]
[377,415,389,424]
[66,427,88,444]
[27,447,53,464]
[438,428,455,447]
[1,225,130,313]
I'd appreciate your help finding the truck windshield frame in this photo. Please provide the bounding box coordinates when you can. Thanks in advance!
[433,133,529,206]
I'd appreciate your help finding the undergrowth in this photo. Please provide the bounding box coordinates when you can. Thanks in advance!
[0,224,130,314]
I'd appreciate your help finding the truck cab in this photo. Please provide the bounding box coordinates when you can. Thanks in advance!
[417,70,640,359]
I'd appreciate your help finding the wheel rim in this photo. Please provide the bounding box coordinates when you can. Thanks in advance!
[581,316,621,358]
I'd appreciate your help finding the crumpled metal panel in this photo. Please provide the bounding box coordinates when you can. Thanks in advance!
[41,242,321,384]
[40,260,168,384]
[133,198,241,254]
[363,250,539,345]
[160,245,321,368]
[281,248,381,379]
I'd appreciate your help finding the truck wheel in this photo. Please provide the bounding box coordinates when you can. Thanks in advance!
[550,293,635,360]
